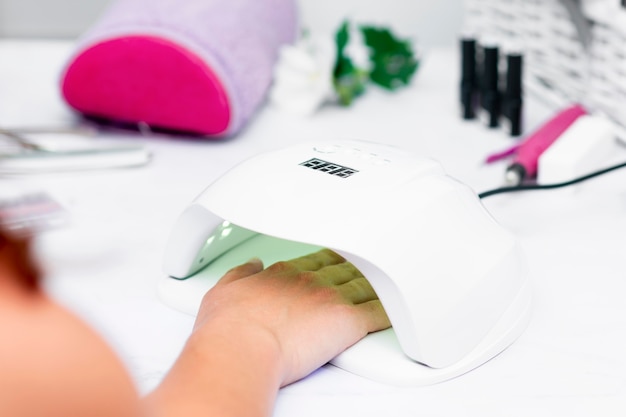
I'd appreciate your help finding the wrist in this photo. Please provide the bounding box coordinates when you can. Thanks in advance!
[189,318,286,383]
[146,319,285,417]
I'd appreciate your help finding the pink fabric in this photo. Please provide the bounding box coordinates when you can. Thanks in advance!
[61,0,298,137]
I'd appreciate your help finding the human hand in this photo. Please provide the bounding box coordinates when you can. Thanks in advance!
[193,248,391,386]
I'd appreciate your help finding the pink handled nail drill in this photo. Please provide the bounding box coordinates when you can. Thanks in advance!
[61,0,298,137]
[504,104,587,185]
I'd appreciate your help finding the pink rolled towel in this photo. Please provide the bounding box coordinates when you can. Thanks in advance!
[61,0,298,137]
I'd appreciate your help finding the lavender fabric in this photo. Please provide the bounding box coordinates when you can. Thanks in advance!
[67,0,299,135]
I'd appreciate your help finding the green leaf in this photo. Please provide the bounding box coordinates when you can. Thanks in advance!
[331,20,418,105]
[333,20,368,106]
[334,63,368,106]
[334,20,350,69]
[360,26,419,90]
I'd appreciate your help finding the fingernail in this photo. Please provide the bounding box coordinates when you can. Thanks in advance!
[247,257,263,267]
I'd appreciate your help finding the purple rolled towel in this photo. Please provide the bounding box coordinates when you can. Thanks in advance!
[61,0,298,137]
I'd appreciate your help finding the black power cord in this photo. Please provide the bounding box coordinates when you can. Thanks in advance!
[478,160,626,199]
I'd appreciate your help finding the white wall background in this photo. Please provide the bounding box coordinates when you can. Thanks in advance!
[298,0,465,47]
[0,0,465,47]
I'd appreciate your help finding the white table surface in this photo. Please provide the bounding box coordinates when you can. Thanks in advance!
[2,39,626,416]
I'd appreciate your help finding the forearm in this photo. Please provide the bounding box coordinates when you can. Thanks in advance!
[144,322,284,417]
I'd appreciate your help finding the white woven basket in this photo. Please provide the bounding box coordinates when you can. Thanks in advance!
[463,0,626,131]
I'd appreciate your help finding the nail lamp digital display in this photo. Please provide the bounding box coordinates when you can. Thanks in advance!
[158,140,532,386]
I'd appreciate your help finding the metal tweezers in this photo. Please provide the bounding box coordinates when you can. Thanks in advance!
[0,126,151,173]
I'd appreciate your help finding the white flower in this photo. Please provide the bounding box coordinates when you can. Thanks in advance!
[269,35,337,115]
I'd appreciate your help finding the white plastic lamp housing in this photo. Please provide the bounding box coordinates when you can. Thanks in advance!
[159,140,531,386]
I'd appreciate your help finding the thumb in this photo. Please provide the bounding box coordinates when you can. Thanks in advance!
[216,258,264,286]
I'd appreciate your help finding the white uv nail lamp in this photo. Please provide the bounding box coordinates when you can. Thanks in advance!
[158,140,532,386]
